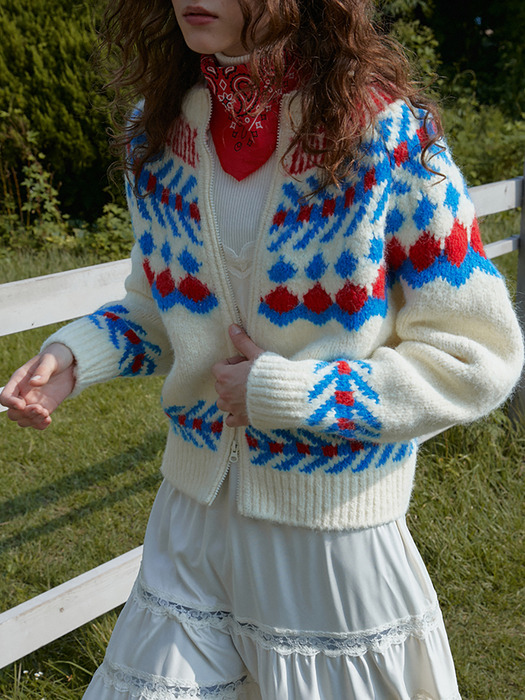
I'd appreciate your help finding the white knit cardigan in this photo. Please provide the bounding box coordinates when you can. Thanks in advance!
[44,85,523,530]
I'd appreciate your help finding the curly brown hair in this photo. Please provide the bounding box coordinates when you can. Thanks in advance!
[100,0,443,188]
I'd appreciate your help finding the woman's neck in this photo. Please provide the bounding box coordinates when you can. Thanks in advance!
[214,51,251,67]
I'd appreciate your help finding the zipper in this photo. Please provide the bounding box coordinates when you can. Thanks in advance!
[202,101,244,331]
[200,91,286,502]
[208,436,239,502]
[201,94,244,501]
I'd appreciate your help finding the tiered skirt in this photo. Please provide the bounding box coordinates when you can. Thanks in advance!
[83,462,461,699]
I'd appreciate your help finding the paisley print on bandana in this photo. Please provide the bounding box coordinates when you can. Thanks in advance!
[201,55,298,180]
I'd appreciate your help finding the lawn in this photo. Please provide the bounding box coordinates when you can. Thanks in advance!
[0,210,523,699]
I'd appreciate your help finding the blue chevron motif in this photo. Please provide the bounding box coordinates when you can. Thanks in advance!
[128,160,219,316]
[88,305,162,376]
[306,360,382,440]
[244,426,415,475]
[131,162,204,248]
[267,155,391,255]
[163,400,224,450]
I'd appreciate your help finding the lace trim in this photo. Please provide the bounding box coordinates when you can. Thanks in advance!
[98,661,250,699]
[132,577,442,658]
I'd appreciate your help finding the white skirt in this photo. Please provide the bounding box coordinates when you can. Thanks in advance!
[83,462,461,700]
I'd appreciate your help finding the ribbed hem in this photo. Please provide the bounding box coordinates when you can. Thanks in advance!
[160,427,236,505]
[236,445,417,530]
[159,429,417,531]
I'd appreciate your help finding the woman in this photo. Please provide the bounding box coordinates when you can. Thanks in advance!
[2,1,522,697]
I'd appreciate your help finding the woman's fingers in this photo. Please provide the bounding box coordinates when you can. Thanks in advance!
[0,358,40,408]
[1,344,75,430]
[6,403,51,429]
[27,352,59,386]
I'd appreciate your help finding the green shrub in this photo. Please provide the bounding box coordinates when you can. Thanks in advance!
[442,82,525,185]
[0,107,132,262]
[0,0,110,219]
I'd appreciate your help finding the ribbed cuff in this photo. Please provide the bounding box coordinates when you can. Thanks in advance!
[41,317,123,397]
[246,352,315,431]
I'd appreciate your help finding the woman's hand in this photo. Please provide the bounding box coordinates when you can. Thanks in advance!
[0,343,76,430]
[212,325,263,428]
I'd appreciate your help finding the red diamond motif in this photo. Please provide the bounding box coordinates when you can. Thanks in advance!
[296,442,311,455]
[417,126,430,149]
[131,354,145,374]
[335,282,368,314]
[273,210,287,226]
[143,259,155,286]
[146,174,157,193]
[124,329,140,345]
[364,168,376,191]
[344,186,355,208]
[297,204,313,223]
[322,445,338,458]
[337,418,355,431]
[264,286,299,314]
[409,232,441,272]
[322,198,336,217]
[178,275,210,303]
[445,220,468,267]
[470,219,486,258]
[386,237,406,270]
[189,202,200,222]
[303,283,332,314]
[372,267,386,299]
[156,269,176,297]
[335,391,354,406]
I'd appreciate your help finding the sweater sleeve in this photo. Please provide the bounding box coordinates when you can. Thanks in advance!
[246,116,524,443]
[42,179,174,396]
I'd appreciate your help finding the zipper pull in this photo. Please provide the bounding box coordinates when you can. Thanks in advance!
[229,440,239,464]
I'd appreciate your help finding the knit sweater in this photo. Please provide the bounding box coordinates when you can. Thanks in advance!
[44,84,523,530]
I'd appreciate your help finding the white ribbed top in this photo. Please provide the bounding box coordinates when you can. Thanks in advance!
[209,52,275,258]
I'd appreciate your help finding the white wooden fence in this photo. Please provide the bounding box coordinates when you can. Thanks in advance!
[0,174,524,669]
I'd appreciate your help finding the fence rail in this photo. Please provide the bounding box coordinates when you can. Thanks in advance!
[0,174,524,669]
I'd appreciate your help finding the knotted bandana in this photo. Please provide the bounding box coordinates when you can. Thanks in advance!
[200,54,299,181]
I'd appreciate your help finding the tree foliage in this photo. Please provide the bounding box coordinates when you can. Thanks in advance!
[0,0,523,237]
[422,0,525,117]
[0,0,109,217]
[379,0,525,184]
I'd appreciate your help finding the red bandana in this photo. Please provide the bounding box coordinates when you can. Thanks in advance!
[200,54,299,181]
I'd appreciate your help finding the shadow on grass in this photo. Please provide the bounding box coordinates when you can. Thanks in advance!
[0,430,166,553]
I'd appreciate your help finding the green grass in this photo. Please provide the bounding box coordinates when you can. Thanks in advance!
[0,218,524,699]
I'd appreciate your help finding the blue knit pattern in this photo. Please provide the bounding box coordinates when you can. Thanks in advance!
[245,425,415,475]
[258,102,500,338]
[163,400,224,450]
[258,160,390,332]
[88,305,161,377]
[305,359,381,440]
[127,159,219,316]
[383,104,500,289]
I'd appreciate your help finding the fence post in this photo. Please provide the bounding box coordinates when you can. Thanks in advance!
[510,158,525,421]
